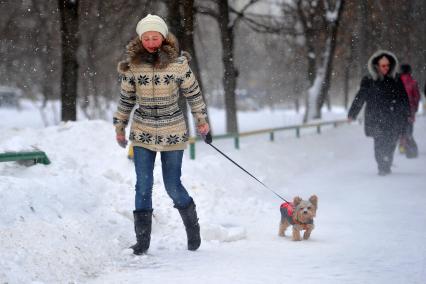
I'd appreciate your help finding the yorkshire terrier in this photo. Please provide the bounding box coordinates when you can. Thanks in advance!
[278,195,318,241]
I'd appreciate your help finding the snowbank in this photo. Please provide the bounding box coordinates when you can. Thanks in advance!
[0,120,271,283]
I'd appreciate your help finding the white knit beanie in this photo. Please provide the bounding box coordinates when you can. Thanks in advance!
[136,14,168,38]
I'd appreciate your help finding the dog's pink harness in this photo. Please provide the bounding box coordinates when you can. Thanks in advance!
[280,202,294,215]
[280,202,295,225]
[280,202,313,227]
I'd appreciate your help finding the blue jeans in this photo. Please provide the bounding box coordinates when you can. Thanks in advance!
[133,146,192,210]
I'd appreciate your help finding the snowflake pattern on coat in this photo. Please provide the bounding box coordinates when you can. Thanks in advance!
[138,75,150,86]
[163,74,175,85]
[153,75,161,85]
[129,77,136,86]
[166,135,180,145]
[129,131,190,146]
[155,135,164,144]
[181,132,189,142]
[138,132,153,143]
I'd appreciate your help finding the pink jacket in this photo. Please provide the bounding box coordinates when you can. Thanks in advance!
[400,74,420,121]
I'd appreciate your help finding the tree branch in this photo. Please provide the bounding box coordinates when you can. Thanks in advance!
[229,0,260,27]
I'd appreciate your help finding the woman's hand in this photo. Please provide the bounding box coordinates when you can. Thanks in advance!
[197,123,210,136]
[197,123,212,144]
[116,133,128,148]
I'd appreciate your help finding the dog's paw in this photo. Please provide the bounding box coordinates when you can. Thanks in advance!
[292,229,302,241]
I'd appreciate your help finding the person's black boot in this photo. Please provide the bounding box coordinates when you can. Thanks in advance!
[176,199,201,251]
[378,166,391,176]
[131,209,153,255]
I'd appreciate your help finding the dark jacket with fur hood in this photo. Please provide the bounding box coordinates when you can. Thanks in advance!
[348,50,410,137]
[113,33,208,151]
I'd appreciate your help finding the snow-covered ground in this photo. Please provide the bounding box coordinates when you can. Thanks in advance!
[0,105,425,284]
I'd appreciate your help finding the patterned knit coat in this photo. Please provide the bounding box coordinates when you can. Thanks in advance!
[113,33,208,151]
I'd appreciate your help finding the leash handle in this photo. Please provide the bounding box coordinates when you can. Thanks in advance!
[201,132,213,144]
[208,142,289,203]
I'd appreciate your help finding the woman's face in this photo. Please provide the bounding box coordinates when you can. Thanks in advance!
[377,57,390,76]
[141,31,164,53]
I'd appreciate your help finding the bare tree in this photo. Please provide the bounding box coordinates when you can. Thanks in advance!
[165,0,195,127]
[31,0,59,101]
[312,0,345,119]
[58,0,80,121]
[197,0,264,134]
[284,0,344,122]
[30,0,61,125]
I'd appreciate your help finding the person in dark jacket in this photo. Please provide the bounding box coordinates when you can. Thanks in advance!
[348,50,410,176]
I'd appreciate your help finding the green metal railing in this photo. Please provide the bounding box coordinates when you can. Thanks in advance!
[189,119,349,160]
[0,151,51,165]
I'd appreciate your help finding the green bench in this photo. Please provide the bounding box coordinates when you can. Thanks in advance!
[0,151,51,165]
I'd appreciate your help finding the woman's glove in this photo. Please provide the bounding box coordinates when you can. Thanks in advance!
[197,123,210,136]
[116,133,128,148]
[197,123,212,144]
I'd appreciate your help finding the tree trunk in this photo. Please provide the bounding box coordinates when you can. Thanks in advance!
[30,0,59,126]
[343,62,350,110]
[358,0,369,77]
[181,0,211,133]
[84,42,100,119]
[167,1,190,124]
[218,1,238,134]
[166,0,210,135]
[294,98,300,113]
[166,1,190,128]
[315,0,345,118]
[303,0,344,121]
[181,0,204,92]
[303,39,317,122]
[296,0,320,123]
[58,0,79,122]
[344,33,354,110]
[306,33,316,85]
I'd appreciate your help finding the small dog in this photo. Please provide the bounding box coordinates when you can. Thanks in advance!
[278,195,318,241]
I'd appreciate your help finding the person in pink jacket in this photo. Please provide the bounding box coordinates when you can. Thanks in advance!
[399,64,420,157]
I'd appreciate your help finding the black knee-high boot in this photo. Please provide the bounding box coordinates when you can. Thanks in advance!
[176,199,201,251]
[131,209,152,255]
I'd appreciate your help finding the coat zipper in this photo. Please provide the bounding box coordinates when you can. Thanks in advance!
[152,65,158,145]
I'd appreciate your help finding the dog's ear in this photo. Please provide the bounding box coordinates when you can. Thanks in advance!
[309,195,318,209]
[293,196,302,206]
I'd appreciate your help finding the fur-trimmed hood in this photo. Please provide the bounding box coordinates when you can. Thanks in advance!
[117,32,191,73]
[367,50,399,81]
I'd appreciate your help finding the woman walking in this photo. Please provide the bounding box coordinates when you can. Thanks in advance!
[348,50,410,176]
[113,14,210,254]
